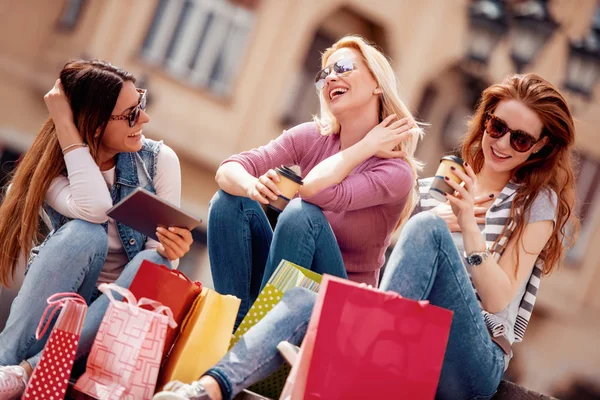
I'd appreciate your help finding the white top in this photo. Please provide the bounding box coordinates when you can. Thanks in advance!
[44,145,181,283]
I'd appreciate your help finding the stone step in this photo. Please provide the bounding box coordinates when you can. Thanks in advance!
[66,380,555,399]
[492,380,557,400]
[236,381,558,400]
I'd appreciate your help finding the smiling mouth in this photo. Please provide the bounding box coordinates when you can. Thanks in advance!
[329,87,348,100]
[491,147,511,160]
[128,130,142,138]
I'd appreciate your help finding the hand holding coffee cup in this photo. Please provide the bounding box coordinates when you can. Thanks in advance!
[268,166,304,212]
[248,169,282,205]
[429,156,466,202]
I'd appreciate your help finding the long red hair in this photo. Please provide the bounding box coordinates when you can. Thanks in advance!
[461,73,579,275]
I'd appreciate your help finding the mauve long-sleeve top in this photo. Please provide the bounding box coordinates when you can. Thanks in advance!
[223,122,414,286]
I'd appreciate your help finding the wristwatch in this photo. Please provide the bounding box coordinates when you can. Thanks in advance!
[464,248,491,266]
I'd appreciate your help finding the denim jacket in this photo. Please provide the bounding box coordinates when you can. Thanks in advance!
[38,139,162,263]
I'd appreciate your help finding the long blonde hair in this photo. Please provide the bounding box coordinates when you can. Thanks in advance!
[0,60,135,287]
[314,35,424,228]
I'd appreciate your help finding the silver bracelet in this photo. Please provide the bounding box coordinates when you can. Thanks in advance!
[61,143,88,154]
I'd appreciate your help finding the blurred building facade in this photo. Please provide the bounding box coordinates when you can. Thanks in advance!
[0,0,599,396]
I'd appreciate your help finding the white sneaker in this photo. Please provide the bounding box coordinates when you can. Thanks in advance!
[153,380,211,400]
[0,365,28,400]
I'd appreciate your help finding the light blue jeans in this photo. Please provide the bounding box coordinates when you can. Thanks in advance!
[204,213,505,400]
[207,190,348,329]
[0,219,170,369]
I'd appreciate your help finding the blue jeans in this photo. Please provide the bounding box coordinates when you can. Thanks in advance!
[0,219,171,369]
[207,190,347,328]
[205,213,505,400]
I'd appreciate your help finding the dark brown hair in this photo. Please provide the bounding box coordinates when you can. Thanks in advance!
[0,60,135,287]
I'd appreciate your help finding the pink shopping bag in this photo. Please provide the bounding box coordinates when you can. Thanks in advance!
[74,283,176,400]
[281,275,453,400]
[23,293,88,400]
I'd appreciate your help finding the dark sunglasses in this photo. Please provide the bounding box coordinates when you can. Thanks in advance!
[484,113,543,153]
[314,59,357,91]
[109,89,147,128]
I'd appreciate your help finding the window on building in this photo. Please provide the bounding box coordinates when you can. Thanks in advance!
[56,0,88,31]
[280,31,334,128]
[566,151,600,265]
[280,7,387,129]
[141,0,255,96]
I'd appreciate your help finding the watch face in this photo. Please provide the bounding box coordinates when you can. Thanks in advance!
[470,254,483,266]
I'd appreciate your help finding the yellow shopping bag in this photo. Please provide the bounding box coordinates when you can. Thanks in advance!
[158,287,240,389]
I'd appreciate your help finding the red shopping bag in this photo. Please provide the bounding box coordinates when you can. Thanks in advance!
[23,293,87,400]
[284,275,453,400]
[127,260,202,358]
[74,283,177,400]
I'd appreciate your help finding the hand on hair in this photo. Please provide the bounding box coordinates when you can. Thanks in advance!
[364,114,411,159]
[247,169,281,205]
[44,79,74,126]
[156,226,193,261]
[431,196,493,232]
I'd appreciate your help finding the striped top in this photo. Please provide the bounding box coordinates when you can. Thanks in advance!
[416,177,557,346]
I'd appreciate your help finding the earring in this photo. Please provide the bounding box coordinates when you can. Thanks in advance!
[373,87,383,95]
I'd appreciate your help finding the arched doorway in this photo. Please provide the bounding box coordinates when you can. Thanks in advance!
[414,65,489,177]
[280,6,388,128]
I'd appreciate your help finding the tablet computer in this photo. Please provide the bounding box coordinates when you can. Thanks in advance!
[106,187,202,241]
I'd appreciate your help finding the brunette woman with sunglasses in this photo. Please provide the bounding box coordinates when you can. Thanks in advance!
[0,60,193,398]
[155,73,578,400]
[206,35,423,329]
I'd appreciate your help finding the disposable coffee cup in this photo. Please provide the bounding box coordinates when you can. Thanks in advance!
[429,155,465,202]
[268,166,304,213]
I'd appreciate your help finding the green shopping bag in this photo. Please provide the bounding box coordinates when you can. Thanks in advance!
[231,260,321,399]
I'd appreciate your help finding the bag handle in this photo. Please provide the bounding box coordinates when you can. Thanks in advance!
[99,282,137,305]
[137,298,178,328]
[98,283,177,328]
[384,291,429,308]
[358,284,430,308]
[144,261,203,290]
[36,293,87,340]
[169,269,203,290]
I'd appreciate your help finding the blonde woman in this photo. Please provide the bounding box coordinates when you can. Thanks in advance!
[206,35,423,328]
[153,35,422,400]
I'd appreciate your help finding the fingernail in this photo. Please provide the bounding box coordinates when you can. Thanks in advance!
[444,176,449,181]
[168,227,175,232]
[450,166,456,171]
[489,194,495,198]
[464,162,469,167]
